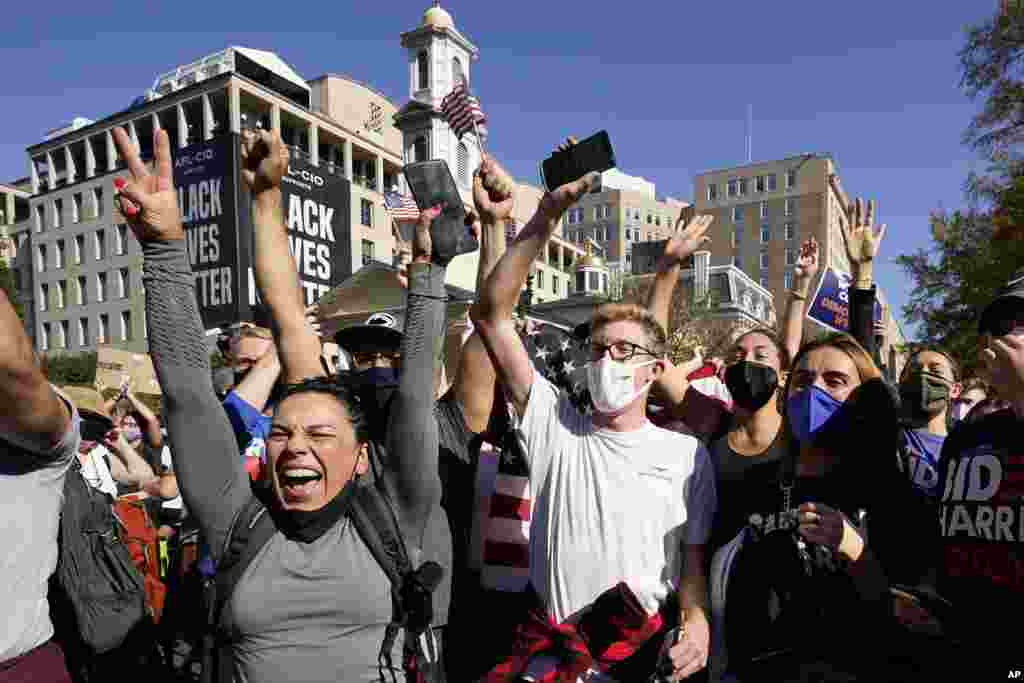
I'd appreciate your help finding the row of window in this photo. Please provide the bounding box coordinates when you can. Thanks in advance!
[39,310,139,351]
[532,269,571,297]
[565,205,675,227]
[35,225,129,273]
[565,227,660,244]
[39,269,132,311]
[35,189,105,232]
[708,169,798,202]
[732,199,796,222]
[735,222,798,244]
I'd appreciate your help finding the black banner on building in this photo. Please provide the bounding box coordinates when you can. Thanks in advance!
[173,134,241,328]
[239,155,351,311]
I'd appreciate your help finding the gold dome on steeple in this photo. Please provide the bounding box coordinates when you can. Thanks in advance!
[422,1,454,29]
[575,239,605,270]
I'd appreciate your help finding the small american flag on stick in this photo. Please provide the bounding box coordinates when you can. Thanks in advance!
[441,83,489,145]
[384,190,420,221]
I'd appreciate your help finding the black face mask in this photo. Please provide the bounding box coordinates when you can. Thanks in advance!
[899,370,951,422]
[350,367,400,440]
[725,361,779,412]
[270,478,358,544]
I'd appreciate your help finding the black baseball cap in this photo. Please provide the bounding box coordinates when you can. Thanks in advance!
[980,268,1024,336]
[333,311,404,354]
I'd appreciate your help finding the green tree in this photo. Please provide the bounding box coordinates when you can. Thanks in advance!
[44,352,98,386]
[0,260,23,320]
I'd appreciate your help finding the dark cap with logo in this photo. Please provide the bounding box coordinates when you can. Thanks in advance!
[980,268,1024,336]
[333,311,405,354]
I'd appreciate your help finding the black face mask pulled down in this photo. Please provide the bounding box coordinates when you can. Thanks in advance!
[725,361,779,413]
[270,478,358,544]
[899,370,951,423]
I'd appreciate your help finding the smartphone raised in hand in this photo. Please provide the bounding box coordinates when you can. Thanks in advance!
[402,160,478,257]
[540,130,616,192]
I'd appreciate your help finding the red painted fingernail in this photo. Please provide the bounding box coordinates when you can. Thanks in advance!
[125,205,138,217]
[114,178,125,190]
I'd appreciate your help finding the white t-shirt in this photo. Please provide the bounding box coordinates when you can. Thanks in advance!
[80,444,119,498]
[160,446,184,510]
[516,370,716,622]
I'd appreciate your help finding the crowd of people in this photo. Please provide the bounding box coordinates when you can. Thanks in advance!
[1,124,1022,683]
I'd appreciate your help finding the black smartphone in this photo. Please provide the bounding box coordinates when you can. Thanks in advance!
[540,130,616,192]
[402,160,478,257]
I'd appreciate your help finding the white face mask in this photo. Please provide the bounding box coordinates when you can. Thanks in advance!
[587,356,656,415]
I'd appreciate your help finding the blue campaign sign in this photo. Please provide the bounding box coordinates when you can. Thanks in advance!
[806,266,882,333]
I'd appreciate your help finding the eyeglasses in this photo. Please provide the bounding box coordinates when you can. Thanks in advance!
[352,352,400,367]
[588,339,659,362]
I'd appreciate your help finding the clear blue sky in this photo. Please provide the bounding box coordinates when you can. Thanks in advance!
[0,0,994,337]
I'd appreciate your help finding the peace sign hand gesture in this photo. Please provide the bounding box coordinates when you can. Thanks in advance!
[111,128,183,243]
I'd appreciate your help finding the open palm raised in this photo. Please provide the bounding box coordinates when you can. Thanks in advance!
[661,209,713,266]
[843,198,886,266]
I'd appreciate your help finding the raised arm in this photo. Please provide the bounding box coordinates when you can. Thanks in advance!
[452,172,514,434]
[104,431,157,487]
[844,198,886,361]
[780,237,820,365]
[0,292,71,453]
[124,382,163,449]
[241,130,323,383]
[112,126,250,563]
[646,207,713,334]
[470,147,597,416]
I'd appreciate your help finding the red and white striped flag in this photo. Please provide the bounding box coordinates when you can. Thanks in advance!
[384,190,420,221]
[441,83,489,142]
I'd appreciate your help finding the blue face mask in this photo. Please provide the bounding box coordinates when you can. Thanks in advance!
[785,385,848,445]
[355,367,399,386]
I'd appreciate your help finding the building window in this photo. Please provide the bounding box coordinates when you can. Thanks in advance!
[655,216,661,226]
[452,56,465,87]
[72,194,82,223]
[536,270,544,288]
[760,275,769,288]
[733,256,742,268]
[646,214,652,225]
[732,206,743,222]
[40,322,50,351]
[417,51,430,91]
[707,184,718,202]
[766,174,777,192]
[116,224,128,255]
[55,239,65,269]
[727,178,738,198]
[734,225,743,244]
[760,201,768,219]
[785,248,796,266]
[760,251,769,269]
[37,244,47,272]
[120,311,132,341]
[53,199,62,228]
[74,235,84,264]
[119,268,130,298]
[59,320,69,348]
[738,178,749,196]
[785,198,795,216]
[755,176,766,193]
[78,318,89,347]
[360,199,373,227]
[93,187,104,218]
[593,206,601,221]
[551,274,558,294]
[413,136,428,163]
[77,276,87,305]
[761,225,770,243]
[95,230,105,260]
[785,169,797,189]
[457,143,469,188]
[361,239,374,265]
[39,283,48,311]
[97,272,107,302]
[784,270,794,290]
[56,280,66,309]
[35,205,44,233]
[98,314,109,344]
[784,222,795,240]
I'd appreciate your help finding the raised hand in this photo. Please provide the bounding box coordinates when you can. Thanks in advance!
[392,219,413,289]
[473,155,514,225]
[793,236,820,294]
[305,304,323,338]
[240,129,288,195]
[660,210,713,267]
[843,198,886,267]
[413,207,441,264]
[111,127,183,243]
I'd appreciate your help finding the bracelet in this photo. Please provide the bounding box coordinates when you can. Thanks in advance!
[789,290,808,301]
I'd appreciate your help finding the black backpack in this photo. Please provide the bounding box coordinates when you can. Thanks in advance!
[49,459,151,677]
[201,474,445,683]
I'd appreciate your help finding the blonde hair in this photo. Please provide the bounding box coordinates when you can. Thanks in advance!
[238,325,273,340]
[589,303,668,357]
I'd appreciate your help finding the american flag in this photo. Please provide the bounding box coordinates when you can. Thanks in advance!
[440,83,489,143]
[521,320,592,414]
[383,191,420,221]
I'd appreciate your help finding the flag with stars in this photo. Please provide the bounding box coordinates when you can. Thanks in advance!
[520,320,592,414]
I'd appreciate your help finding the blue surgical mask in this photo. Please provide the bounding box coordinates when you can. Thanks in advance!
[355,367,399,386]
[785,386,847,445]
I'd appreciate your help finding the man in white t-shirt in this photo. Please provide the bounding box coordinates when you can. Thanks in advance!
[470,152,716,681]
